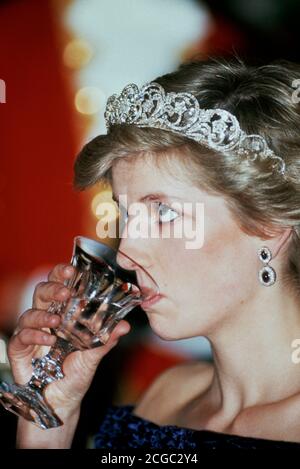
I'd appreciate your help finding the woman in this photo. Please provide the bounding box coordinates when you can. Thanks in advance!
[9,56,300,448]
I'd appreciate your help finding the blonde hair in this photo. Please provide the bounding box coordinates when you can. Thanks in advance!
[74,56,300,300]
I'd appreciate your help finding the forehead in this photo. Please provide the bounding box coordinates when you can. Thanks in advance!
[111,155,235,225]
[111,156,195,199]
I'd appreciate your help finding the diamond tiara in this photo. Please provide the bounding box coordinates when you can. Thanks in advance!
[104,81,286,177]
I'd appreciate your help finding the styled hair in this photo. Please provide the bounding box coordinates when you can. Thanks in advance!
[74,56,300,300]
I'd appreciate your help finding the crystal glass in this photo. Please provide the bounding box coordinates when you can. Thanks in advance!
[0,236,159,429]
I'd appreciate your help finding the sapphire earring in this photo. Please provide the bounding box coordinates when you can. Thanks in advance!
[258,246,276,286]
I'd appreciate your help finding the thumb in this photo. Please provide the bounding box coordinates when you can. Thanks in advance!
[108,319,132,343]
[81,319,131,368]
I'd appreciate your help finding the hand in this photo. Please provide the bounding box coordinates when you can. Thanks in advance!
[8,263,131,417]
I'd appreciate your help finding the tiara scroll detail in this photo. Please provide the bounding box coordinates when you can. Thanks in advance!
[104,82,286,177]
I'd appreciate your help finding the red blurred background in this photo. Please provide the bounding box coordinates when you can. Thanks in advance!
[0,0,299,448]
[0,0,92,331]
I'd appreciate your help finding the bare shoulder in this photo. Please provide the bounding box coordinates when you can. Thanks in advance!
[232,389,300,442]
[132,360,214,424]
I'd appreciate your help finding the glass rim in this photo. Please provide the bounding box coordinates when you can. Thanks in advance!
[74,236,160,299]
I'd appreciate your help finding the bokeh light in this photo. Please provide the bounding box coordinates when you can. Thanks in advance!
[74,86,106,115]
[63,38,93,69]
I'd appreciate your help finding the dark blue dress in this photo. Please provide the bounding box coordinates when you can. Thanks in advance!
[94,404,300,449]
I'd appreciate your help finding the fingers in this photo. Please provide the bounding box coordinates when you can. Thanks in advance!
[31,263,75,309]
[48,263,75,283]
[9,309,61,358]
[109,319,131,342]
[19,308,61,330]
[32,281,71,310]
[9,328,56,353]
[81,320,131,368]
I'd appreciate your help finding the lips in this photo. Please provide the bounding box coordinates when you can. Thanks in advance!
[140,293,163,310]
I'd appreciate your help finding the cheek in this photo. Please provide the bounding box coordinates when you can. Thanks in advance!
[196,225,255,295]
[157,218,254,301]
[155,238,193,284]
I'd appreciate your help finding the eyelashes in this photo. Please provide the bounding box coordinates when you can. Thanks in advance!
[116,201,180,226]
[156,202,179,224]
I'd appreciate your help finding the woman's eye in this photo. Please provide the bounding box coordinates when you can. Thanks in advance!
[116,201,178,226]
[157,202,179,224]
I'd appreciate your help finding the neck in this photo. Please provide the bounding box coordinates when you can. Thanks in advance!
[206,283,300,423]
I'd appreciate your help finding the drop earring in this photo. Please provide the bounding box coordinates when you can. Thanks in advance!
[258,246,276,286]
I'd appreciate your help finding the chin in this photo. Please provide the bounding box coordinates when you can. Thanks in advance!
[145,315,184,341]
[146,312,211,340]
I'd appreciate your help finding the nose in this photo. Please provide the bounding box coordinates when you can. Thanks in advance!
[116,248,137,271]
[116,215,153,270]
[116,247,159,299]
[116,239,152,272]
